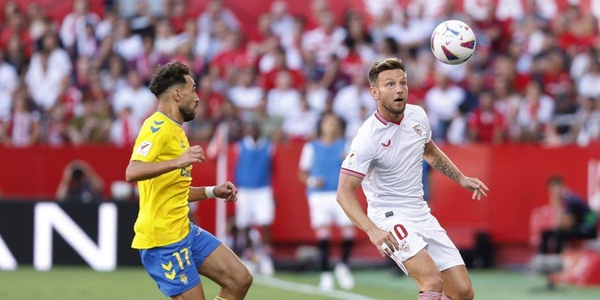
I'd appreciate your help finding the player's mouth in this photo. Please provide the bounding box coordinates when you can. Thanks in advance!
[394,97,404,102]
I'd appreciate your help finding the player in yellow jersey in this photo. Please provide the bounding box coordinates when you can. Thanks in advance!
[125,61,252,300]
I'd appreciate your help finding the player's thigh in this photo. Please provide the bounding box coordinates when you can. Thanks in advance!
[253,187,275,226]
[441,265,473,299]
[171,284,206,300]
[379,218,428,275]
[197,243,251,288]
[403,248,443,290]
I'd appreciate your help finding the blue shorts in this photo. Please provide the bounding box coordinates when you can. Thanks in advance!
[140,224,221,297]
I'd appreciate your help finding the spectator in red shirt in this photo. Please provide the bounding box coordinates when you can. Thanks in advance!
[467,91,506,144]
[258,45,306,92]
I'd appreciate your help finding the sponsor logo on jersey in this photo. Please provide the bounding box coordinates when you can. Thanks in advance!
[381,139,391,147]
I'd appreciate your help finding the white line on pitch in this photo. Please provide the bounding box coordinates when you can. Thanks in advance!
[253,275,379,300]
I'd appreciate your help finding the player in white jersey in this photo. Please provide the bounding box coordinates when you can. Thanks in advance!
[337,58,488,300]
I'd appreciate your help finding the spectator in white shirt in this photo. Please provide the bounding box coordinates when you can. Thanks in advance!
[269,0,294,39]
[197,0,240,35]
[154,19,181,58]
[59,0,100,51]
[227,67,264,122]
[578,59,600,99]
[515,81,556,142]
[301,10,346,68]
[5,90,40,147]
[425,71,466,141]
[266,70,302,121]
[113,19,144,63]
[0,49,18,121]
[333,73,375,139]
[25,50,66,111]
[111,70,156,122]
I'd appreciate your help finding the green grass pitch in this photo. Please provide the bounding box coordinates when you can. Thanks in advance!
[1,267,599,299]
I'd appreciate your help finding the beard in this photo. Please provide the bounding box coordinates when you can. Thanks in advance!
[381,100,405,116]
[180,105,196,122]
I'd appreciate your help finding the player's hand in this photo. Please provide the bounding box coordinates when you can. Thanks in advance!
[176,146,206,168]
[214,181,238,202]
[460,176,489,201]
[366,227,399,257]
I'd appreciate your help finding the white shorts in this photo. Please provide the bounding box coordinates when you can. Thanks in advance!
[307,191,353,228]
[372,211,464,276]
[235,187,275,228]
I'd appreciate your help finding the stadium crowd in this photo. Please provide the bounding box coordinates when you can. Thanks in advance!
[0,0,599,148]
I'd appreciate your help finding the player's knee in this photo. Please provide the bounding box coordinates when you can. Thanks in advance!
[448,284,474,300]
[422,273,444,292]
[235,269,253,294]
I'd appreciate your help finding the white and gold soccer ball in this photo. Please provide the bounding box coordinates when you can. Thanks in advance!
[430,20,476,65]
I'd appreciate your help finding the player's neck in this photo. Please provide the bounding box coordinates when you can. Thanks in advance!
[377,109,404,125]
[321,135,338,144]
[157,103,183,124]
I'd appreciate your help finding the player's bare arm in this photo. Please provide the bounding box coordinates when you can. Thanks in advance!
[423,141,489,200]
[337,173,400,257]
[125,145,206,182]
[189,181,238,202]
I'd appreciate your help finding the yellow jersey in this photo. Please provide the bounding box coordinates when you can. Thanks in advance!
[130,112,192,249]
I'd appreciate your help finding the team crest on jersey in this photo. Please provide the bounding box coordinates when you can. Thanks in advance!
[346,151,357,167]
[400,240,411,253]
[180,274,189,285]
[136,141,152,156]
[412,124,423,136]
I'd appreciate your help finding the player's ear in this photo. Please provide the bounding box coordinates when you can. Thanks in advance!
[369,86,379,100]
[172,88,181,102]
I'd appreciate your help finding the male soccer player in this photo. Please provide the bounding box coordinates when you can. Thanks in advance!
[125,61,252,300]
[337,58,489,300]
[299,113,355,290]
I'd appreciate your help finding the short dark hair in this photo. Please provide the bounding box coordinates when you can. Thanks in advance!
[547,175,564,187]
[149,60,191,97]
[367,57,406,86]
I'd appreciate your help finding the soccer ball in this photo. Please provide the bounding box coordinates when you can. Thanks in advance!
[430,20,476,65]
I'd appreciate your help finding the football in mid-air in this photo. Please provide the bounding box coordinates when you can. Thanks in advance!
[430,20,476,65]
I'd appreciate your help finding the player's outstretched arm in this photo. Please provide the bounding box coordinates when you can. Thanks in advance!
[125,146,206,182]
[423,141,489,200]
[337,173,400,257]
[189,181,238,202]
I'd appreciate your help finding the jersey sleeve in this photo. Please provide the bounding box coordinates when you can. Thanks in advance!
[130,125,168,163]
[340,132,374,179]
[298,143,314,171]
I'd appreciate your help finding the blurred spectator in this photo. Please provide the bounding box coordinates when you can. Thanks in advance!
[25,50,66,112]
[198,74,225,121]
[574,96,600,147]
[96,9,117,40]
[577,58,600,99]
[227,67,264,122]
[467,91,505,144]
[269,0,294,39]
[129,0,155,37]
[425,71,466,141]
[0,10,33,58]
[301,10,346,71]
[26,2,50,41]
[68,97,110,146]
[282,97,319,142]
[537,175,598,255]
[113,18,144,63]
[101,55,128,97]
[167,0,193,34]
[305,80,330,113]
[515,81,555,142]
[266,70,302,128]
[0,49,18,121]
[59,0,100,52]
[1,90,39,147]
[332,72,374,140]
[258,44,305,91]
[56,159,104,203]
[197,0,240,36]
[154,19,180,58]
[111,70,155,122]
[76,22,99,58]
[109,106,139,147]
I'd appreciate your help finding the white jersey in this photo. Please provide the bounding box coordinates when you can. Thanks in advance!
[341,105,432,221]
